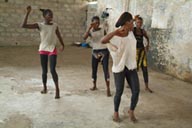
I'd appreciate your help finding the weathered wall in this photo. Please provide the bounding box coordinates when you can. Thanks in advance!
[97,0,192,83]
[0,0,88,46]
[96,0,129,33]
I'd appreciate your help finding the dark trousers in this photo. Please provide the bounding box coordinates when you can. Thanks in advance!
[40,54,58,85]
[92,49,110,81]
[125,68,140,110]
[114,67,140,112]
[141,66,148,83]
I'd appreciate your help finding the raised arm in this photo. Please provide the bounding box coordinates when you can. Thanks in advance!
[83,23,94,40]
[101,31,116,44]
[102,27,126,44]
[56,27,65,51]
[21,6,39,29]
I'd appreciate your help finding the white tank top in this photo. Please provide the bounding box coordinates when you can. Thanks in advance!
[37,22,58,52]
[107,31,137,73]
[89,28,107,50]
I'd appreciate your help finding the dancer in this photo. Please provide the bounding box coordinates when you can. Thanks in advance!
[102,12,140,122]
[21,6,64,99]
[83,16,111,96]
[133,16,153,93]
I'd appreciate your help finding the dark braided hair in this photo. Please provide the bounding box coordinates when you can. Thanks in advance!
[39,9,52,17]
[115,12,133,28]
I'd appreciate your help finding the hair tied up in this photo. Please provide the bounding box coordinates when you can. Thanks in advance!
[39,9,45,12]
[115,12,133,28]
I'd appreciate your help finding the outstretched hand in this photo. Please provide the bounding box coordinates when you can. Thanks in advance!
[26,6,32,14]
[59,45,64,52]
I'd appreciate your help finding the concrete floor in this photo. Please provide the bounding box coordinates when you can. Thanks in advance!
[0,46,192,128]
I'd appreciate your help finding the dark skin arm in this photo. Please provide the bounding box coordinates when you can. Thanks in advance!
[83,22,96,40]
[101,31,116,44]
[102,26,128,44]
[56,27,65,51]
[102,30,118,50]
[21,6,39,29]
[143,29,150,51]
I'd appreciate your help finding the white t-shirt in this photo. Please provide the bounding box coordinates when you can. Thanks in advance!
[37,22,58,52]
[89,28,107,50]
[107,31,137,73]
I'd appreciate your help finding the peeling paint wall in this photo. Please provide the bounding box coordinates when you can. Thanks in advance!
[97,0,192,83]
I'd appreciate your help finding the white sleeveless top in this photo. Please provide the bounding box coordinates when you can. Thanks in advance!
[37,22,58,52]
[89,28,107,50]
[107,31,137,73]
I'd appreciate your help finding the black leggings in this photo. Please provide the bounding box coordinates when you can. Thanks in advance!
[114,67,140,112]
[40,54,58,85]
[92,49,110,81]
[125,68,140,110]
[141,66,148,83]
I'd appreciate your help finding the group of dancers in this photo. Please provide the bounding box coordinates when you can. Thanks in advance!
[21,6,153,123]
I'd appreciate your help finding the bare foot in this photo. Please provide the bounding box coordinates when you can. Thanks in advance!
[55,90,60,99]
[145,87,153,93]
[113,112,120,122]
[55,95,60,99]
[40,89,47,94]
[90,86,97,91]
[107,88,112,97]
[128,110,138,123]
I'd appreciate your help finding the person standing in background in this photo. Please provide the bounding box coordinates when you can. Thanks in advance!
[133,16,153,93]
[83,16,111,97]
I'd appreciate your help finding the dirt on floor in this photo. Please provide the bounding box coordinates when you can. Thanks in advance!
[0,46,192,128]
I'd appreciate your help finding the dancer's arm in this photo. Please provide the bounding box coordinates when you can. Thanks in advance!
[21,6,39,29]
[56,27,65,51]
[83,23,95,40]
[102,27,127,44]
[101,31,116,44]
[143,29,150,51]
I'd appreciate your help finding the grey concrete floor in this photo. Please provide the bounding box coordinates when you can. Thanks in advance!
[0,46,192,128]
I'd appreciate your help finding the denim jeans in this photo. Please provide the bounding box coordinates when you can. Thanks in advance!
[114,67,140,112]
